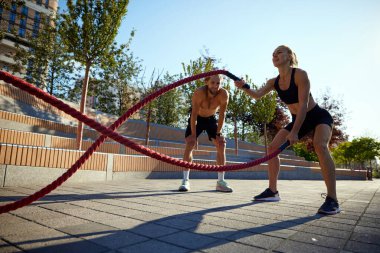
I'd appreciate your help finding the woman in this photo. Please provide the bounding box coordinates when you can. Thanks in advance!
[234,45,340,215]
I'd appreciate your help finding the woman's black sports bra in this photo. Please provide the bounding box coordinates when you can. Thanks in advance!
[274,68,312,105]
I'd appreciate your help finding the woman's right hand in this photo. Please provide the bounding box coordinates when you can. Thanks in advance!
[234,80,245,89]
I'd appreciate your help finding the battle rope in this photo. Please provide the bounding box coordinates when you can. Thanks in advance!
[0,70,289,213]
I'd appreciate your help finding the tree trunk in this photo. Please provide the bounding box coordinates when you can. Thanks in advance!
[145,104,152,146]
[49,64,56,95]
[264,123,268,155]
[234,117,238,156]
[242,122,245,141]
[76,61,91,150]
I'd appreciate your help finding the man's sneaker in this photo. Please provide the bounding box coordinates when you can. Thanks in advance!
[318,195,341,215]
[178,179,190,192]
[216,180,233,192]
[253,188,280,201]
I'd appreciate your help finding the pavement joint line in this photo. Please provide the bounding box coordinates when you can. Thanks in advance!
[2,179,379,252]
[35,187,249,218]
[13,186,352,227]
[7,201,184,251]
[0,236,25,252]
[341,184,380,250]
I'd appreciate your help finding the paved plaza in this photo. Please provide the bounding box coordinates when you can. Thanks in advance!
[0,179,379,253]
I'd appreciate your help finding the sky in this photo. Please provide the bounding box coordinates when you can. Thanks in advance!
[60,0,380,140]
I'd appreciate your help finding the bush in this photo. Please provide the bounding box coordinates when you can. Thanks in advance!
[291,142,319,162]
[373,169,380,179]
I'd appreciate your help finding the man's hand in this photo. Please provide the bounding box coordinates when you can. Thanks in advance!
[186,134,197,148]
[216,135,226,148]
[286,131,299,145]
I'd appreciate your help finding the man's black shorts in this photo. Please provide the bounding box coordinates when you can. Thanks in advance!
[285,104,334,138]
[185,115,217,141]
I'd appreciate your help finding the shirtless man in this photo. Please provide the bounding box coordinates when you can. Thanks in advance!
[178,74,233,192]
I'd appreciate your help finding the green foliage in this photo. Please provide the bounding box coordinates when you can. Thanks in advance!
[243,125,262,144]
[316,89,348,146]
[59,0,130,148]
[251,89,277,125]
[350,137,380,165]
[60,0,129,66]
[225,75,257,141]
[331,141,354,168]
[332,137,380,168]
[150,73,183,127]
[11,14,74,96]
[180,56,217,106]
[100,41,142,116]
[373,169,380,179]
[291,142,319,161]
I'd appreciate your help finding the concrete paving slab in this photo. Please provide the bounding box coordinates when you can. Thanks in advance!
[0,179,379,252]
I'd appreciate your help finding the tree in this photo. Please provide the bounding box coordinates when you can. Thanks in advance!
[350,137,380,168]
[60,0,130,149]
[331,137,380,169]
[138,69,163,145]
[100,41,142,116]
[292,142,319,161]
[331,141,354,168]
[150,73,183,127]
[293,89,348,157]
[266,98,290,140]
[251,86,277,154]
[10,11,74,97]
[225,76,254,154]
[317,89,348,146]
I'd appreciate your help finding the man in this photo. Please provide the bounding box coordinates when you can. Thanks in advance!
[179,74,233,192]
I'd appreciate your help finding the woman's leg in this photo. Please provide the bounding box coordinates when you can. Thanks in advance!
[267,129,289,192]
[313,124,337,201]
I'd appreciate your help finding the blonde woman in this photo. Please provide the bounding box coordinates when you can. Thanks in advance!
[235,45,340,215]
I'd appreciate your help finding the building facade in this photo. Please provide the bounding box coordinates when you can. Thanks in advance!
[0,0,58,77]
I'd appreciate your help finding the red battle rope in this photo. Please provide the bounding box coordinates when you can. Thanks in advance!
[0,70,289,213]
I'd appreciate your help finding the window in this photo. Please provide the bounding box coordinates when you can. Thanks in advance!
[19,18,26,37]
[21,6,28,17]
[37,0,42,5]
[0,7,3,22]
[19,6,28,37]
[33,12,40,37]
[45,0,49,8]
[8,4,17,32]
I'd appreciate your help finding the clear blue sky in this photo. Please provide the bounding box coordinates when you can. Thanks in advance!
[60,0,380,140]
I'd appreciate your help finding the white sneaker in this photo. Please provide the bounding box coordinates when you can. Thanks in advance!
[216,180,233,192]
[178,179,190,191]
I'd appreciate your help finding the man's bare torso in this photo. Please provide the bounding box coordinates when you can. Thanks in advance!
[194,86,227,117]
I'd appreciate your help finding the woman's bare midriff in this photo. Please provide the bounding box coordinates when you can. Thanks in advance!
[287,97,317,115]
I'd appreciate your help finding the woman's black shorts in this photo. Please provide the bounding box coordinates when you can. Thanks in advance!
[285,104,333,138]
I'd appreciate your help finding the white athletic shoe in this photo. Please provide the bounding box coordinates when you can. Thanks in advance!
[178,179,190,192]
[216,180,233,192]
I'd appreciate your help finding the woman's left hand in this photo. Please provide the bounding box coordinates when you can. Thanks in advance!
[287,132,299,145]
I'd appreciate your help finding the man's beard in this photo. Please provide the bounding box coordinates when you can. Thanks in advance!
[209,89,219,96]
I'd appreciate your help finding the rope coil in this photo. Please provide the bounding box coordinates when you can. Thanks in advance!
[0,70,288,213]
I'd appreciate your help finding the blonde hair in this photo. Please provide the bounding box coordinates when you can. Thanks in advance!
[278,45,298,67]
[204,74,222,83]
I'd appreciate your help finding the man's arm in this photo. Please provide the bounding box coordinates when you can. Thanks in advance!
[190,90,201,136]
[217,90,229,134]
